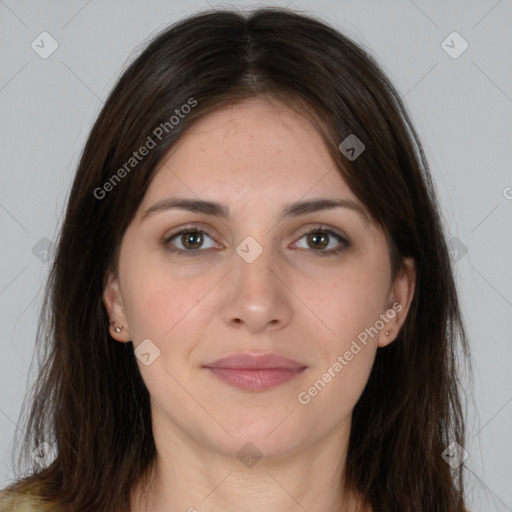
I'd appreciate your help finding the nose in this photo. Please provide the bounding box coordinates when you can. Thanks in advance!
[220,240,293,335]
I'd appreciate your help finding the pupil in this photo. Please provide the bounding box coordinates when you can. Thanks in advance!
[183,231,202,249]
[308,232,328,250]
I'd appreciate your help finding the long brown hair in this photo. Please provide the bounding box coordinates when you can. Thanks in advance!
[6,7,470,511]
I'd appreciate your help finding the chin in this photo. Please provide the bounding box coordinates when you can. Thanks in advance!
[211,413,310,462]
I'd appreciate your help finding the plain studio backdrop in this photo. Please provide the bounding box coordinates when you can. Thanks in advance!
[0,1,511,510]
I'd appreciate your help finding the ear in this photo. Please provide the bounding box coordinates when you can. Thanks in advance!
[103,270,131,342]
[378,257,416,348]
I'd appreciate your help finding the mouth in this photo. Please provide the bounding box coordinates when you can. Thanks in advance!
[202,352,307,391]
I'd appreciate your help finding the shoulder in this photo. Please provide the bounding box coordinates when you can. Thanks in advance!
[0,489,60,512]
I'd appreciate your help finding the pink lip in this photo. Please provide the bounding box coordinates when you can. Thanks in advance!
[203,353,307,391]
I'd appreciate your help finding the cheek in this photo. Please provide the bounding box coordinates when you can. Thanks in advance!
[124,275,204,343]
[121,267,205,393]
[297,275,383,414]
[295,262,388,405]
[297,347,376,425]
[119,247,201,342]
[303,261,390,342]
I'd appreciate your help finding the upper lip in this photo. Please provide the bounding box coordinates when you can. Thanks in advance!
[203,352,306,370]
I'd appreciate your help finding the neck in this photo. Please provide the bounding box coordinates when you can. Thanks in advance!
[131,415,369,512]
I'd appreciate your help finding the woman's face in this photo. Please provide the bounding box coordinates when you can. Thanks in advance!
[104,97,414,462]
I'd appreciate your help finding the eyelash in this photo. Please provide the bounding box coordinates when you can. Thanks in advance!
[163,225,350,257]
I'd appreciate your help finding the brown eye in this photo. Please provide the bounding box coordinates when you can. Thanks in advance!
[164,227,218,254]
[180,230,203,250]
[306,231,329,250]
[295,227,350,257]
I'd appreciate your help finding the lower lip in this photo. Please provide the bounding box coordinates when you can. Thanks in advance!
[205,367,306,391]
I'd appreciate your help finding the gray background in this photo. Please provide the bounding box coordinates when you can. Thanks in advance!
[1,0,511,510]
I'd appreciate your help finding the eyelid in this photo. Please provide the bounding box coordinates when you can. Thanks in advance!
[293,223,349,242]
[163,223,221,242]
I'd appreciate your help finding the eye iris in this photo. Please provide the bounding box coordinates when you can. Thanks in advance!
[182,231,203,249]
[307,232,328,250]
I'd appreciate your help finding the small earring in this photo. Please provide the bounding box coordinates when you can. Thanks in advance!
[110,322,123,334]
[385,331,390,336]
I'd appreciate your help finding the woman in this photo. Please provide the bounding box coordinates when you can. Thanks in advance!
[0,7,470,511]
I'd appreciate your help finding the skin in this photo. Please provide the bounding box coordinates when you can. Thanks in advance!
[103,97,415,512]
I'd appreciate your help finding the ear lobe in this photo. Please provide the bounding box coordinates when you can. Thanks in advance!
[378,257,416,348]
[103,271,131,342]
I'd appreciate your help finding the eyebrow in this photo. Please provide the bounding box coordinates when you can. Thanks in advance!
[141,196,370,223]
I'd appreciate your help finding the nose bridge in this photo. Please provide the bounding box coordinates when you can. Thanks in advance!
[233,234,279,300]
[221,234,292,332]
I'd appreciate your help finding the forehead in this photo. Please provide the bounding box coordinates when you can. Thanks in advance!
[142,97,357,209]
